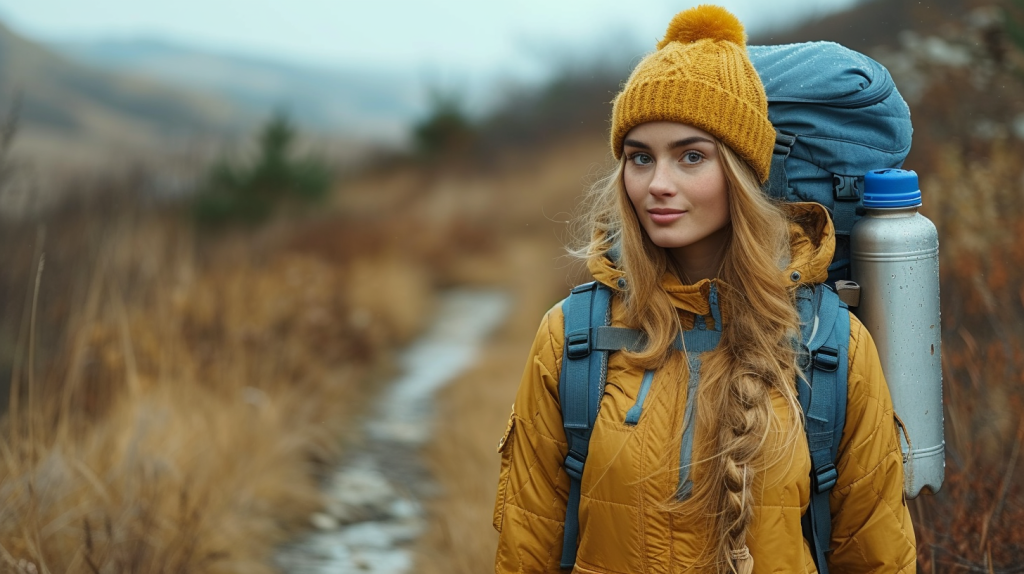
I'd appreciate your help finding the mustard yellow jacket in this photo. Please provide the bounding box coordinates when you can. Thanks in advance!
[492,204,916,574]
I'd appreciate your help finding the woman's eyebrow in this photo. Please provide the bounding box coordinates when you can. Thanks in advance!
[669,136,715,149]
[623,136,715,151]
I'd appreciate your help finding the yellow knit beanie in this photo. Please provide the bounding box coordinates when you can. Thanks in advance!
[610,5,774,183]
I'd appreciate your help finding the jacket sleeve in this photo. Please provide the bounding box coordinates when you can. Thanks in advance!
[827,315,917,574]
[493,305,570,574]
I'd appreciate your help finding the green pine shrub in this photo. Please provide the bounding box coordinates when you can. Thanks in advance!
[193,112,331,225]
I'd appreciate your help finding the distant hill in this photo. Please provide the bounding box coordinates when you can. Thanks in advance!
[50,38,426,144]
[0,22,423,206]
[0,20,250,173]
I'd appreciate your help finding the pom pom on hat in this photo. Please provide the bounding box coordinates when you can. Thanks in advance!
[656,4,746,50]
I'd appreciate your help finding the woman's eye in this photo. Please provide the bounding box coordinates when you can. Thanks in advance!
[629,153,654,166]
[682,151,704,164]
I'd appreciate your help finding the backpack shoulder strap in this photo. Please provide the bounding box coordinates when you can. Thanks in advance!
[558,281,613,569]
[795,284,850,574]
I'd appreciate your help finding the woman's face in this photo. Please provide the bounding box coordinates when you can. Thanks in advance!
[622,121,730,266]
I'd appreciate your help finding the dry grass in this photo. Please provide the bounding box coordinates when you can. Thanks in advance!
[0,192,441,573]
[911,138,1024,571]
[0,119,587,571]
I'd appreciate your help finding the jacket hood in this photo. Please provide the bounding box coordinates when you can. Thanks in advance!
[587,202,836,319]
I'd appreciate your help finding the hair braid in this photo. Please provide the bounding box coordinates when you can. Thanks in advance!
[718,368,771,573]
[696,144,802,573]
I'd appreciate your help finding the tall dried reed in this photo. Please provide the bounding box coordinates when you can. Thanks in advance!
[912,136,1024,571]
[0,190,437,573]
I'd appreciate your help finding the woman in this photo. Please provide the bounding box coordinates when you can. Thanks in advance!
[492,5,916,574]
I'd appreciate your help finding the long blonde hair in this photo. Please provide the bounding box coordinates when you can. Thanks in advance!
[571,140,803,573]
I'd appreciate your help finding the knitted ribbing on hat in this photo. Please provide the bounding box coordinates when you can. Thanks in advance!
[610,5,775,183]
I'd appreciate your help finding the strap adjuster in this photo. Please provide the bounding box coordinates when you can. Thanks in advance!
[814,462,838,493]
[773,131,797,155]
[564,451,586,480]
[833,175,860,201]
[812,347,839,372]
[566,329,591,359]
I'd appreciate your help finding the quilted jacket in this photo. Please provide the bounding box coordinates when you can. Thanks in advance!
[492,203,916,573]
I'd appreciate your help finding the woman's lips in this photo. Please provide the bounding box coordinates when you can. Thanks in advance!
[648,208,686,224]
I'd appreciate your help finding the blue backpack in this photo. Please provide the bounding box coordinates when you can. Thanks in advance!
[752,41,913,283]
[556,42,911,573]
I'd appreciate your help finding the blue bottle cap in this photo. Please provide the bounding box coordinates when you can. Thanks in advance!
[863,169,921,208]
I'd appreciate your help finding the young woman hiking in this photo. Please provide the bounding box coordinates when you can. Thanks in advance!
[492,5,916,574]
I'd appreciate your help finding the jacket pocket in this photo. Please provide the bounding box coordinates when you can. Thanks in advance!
[492,405,516,532]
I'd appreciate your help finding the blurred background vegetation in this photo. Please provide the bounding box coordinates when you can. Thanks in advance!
[193,112,331,224]
[0,0,1022,572]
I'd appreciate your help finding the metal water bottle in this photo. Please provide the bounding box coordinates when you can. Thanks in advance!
[850,169,944,498]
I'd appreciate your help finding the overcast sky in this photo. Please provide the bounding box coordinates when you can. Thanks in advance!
[0,0,863,78]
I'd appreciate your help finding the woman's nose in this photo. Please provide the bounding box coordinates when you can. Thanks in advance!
[648,163,676,197]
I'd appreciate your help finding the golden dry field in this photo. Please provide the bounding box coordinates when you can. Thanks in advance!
[0,128,610,573]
